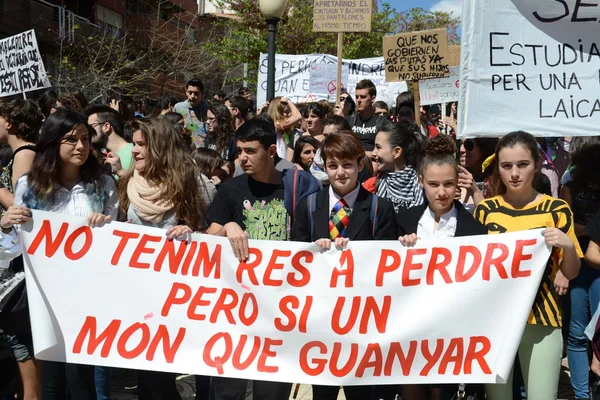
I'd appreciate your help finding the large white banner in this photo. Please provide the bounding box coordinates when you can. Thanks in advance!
[0,30,51,97]
[419,66,460,106]
[21,211,550,385]
[257,53,408,108]
[458,0,600,138]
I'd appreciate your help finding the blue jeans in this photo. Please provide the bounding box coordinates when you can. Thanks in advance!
[567,262,600,399]
[94,366,111,400]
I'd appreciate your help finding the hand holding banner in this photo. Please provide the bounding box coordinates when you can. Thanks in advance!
[20,211,551,385]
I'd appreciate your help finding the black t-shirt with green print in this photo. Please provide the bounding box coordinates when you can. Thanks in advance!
[207,174,290,241]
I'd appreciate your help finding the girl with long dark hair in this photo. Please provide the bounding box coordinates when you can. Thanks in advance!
[365,123,425,212]
[206,103,236,162]
[476,131,581,400]
[0,109,118,400]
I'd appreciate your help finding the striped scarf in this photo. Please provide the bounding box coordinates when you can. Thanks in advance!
[376,167,424,212]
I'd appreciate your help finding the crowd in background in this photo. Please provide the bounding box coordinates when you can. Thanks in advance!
[0,77,598,400]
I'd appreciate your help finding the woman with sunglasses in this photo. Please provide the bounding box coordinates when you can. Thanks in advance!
[459,138,498,210]
[333,92,356,117]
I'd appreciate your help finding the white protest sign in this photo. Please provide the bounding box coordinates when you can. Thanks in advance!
[257,53,408,108]
[22,211,550,385]
[459,0,600,138]
[419,66,460,106]
[309,64,348,94]
[0,30,51,97]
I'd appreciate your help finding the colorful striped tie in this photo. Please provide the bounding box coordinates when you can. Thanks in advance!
[329,199,351,240]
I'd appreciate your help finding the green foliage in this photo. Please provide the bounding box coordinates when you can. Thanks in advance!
[395,7,460,44]
[208,1,460,86]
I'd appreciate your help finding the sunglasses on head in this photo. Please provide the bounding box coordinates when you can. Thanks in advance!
[463,140,474,151]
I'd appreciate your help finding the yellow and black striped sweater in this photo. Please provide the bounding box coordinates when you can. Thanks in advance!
[475,195,583,328]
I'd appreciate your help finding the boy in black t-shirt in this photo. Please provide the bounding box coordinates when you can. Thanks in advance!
[206,119,295,400]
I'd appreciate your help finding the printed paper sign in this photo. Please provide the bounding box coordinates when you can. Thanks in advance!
[257,53,407,108]
[459,0,600,138]
[313,0,372,32]
[309,64,349,94]
[21,211,551,385]
[384,29,450,82]
[0,30,51,97]
[419,66,460,106]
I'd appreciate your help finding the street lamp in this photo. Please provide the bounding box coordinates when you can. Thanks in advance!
[259,0,287,101]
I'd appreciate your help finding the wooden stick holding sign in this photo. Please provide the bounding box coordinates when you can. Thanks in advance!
[336,33,343,106]
[413,80,421,126]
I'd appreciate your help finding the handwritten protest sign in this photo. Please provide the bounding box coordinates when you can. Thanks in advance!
[309,64,349,94]
[419,66,460,106]
[459,0,600,138]
[384,29,450,82]
[257,53,407,107]
[0,30,51,97]
[21,211,550,385]
[313,0,372,32]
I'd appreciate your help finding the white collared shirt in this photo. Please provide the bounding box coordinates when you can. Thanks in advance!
[417,205,458,240]
[329,184,360,214]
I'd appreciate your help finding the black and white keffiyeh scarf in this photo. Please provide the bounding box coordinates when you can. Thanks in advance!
[376,167,424,212]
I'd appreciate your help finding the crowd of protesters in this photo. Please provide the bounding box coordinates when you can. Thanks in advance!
[0,76,598,400]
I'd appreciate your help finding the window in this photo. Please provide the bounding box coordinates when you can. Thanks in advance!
[96,4,124,38]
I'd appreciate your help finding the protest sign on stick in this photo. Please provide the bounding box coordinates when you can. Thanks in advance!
[0,30,51,97]
[312,0,372,33]
[313,0,372,105]
[383,29,450,83]
[22,211,551,385]
[459,0,600,138]
[384,29,450,126]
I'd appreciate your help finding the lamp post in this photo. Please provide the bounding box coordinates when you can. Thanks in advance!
[259,0,287,101]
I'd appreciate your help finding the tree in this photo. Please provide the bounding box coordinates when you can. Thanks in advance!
[206,1,460,87]
[395,7,460,44]
[51,1,221,101]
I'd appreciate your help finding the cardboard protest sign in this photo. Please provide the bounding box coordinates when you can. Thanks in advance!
[384,29,450,82]
[448,45,460,67]
[22,211,551,385]
[257,53,407,107]
[459,0,600,138]
[313,0,372,32]
[0,30,51,97]
[309,64,349,94]
[419,66,460,106]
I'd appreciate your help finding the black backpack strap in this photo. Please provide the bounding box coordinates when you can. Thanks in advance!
[369,194,379,237]
[307,193,317,242]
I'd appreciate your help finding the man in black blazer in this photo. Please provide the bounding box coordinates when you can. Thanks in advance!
[291,131,397,400]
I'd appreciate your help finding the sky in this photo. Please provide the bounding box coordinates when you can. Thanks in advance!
[387,0,463,19]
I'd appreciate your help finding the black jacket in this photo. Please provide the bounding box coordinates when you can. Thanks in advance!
[291,186,397,242]
[396,200,487,237]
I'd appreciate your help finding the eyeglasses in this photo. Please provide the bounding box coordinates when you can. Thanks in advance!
[463,140,474,151]
[206,117,216,123]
